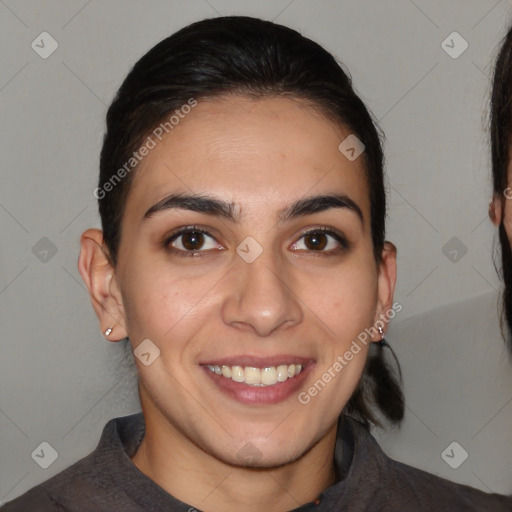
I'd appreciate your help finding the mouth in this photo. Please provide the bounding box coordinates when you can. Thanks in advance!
[200,356,314,405]
[205,363,304,386]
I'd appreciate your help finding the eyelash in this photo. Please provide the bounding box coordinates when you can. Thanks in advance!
[164,225,215,258]
[163,225,349,258]
[292,226,349,255]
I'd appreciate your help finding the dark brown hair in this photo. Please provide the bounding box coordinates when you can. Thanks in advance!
[98,15,404,427]
[491,24,512,353]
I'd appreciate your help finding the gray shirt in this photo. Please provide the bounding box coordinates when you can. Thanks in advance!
[1,413,510,511]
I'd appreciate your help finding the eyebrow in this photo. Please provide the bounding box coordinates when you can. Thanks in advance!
[142,193,363,224]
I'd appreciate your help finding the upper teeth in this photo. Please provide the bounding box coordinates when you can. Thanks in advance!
[206,364,304,386]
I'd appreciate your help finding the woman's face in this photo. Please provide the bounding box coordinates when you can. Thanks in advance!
[102,96,395,467]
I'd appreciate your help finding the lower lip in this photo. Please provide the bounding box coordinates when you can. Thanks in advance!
[202,365,314,405]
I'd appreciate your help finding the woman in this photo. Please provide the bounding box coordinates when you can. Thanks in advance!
[490,24,512,355]
[2,16,510,512]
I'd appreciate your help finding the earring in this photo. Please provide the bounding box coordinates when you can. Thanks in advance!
[104,327,113,337]
[377,325,388,347]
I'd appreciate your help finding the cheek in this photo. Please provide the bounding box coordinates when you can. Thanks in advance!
[299,262,378,337]
[120,260,218,341]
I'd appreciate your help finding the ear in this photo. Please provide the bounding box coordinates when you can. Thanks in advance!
[489,194,503,226]
[371,241,397,341]
[77,228,128,341]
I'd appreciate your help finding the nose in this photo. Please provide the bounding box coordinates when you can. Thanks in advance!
[221,250,303,337]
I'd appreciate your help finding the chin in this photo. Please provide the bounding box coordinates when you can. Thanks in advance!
[227,445,304,470]
[203,430,315,470]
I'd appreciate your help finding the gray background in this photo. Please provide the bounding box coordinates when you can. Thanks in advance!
[1,0,512,503]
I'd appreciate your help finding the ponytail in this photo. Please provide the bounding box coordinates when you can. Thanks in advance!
[346,341,404,428]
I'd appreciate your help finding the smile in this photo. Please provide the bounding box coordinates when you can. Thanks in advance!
[206,364,304,386]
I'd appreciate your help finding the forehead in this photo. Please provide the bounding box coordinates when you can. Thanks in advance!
[125,95,370,224]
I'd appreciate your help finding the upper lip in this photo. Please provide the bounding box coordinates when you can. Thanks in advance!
[199,355,315,367]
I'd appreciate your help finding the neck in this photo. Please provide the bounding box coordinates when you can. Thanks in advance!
[130,395,339,512]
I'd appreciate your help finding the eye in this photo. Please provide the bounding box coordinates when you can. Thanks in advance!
[165,227,222,255]
[291,228,348,253]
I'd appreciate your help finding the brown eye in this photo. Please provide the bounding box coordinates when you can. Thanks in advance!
[181,231,205,250]
[290,228,349,253]
[166,227,221,255]
[304,232,328,251]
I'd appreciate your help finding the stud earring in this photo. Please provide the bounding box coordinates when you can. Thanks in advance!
[104,327,113,337]
[377,325,388,347]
